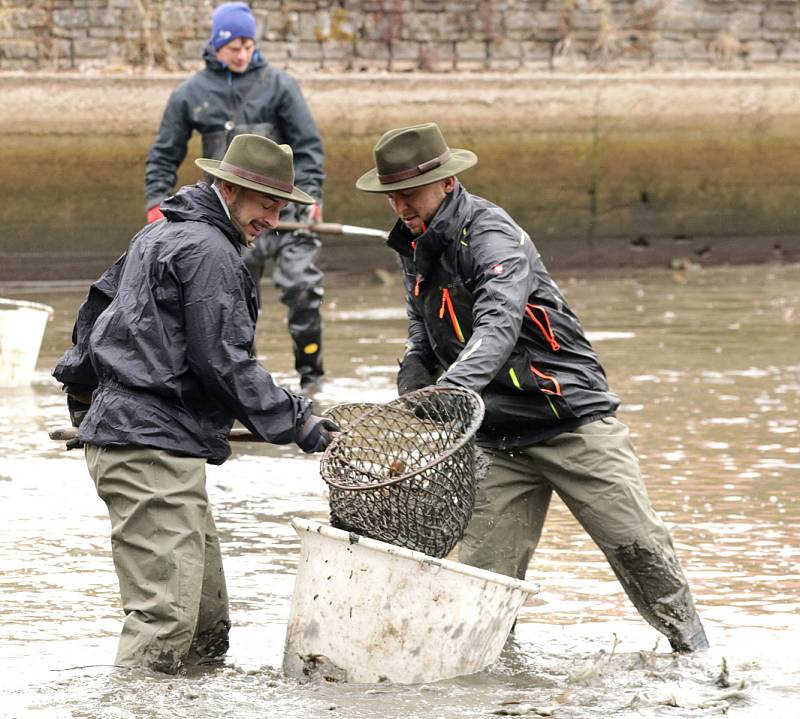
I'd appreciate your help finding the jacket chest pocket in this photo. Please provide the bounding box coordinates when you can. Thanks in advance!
[438,287,465,343]
[201,122,277,160]
[524,303,560,351]
[419,282,472,349]
[231,121,276,142]
[498,353,569,421]
[506,361,562,396]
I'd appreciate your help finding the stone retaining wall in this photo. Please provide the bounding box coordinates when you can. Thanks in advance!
[2,71,799,281]
[3,0,800,73]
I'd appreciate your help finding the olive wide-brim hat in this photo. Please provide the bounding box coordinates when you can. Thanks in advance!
[196,133,314,205]
[356,122,478,193]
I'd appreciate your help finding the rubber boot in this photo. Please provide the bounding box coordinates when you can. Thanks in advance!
[606,541,710,653]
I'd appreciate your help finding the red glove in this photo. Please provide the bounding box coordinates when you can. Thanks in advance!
[146,206,165,223]
[296,202,322,225]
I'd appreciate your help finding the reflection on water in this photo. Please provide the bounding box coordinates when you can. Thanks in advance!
[1,263,798,718]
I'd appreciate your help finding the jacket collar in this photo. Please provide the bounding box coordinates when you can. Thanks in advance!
[386,182,470,279]
[202,44,267,75]
[160,182,244,250]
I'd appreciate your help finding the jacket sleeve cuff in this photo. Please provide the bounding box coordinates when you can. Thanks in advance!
[293,394,313,433]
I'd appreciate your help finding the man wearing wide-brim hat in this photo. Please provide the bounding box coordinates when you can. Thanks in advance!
[356,122,709,653]
[145,1,327,397]
[53,134,338,673]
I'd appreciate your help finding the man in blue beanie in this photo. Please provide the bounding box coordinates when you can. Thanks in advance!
[145,2,327,396]
[210,1,256,57]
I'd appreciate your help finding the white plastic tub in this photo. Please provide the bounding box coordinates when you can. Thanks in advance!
[283,517,539,684]
[0,298,53,387]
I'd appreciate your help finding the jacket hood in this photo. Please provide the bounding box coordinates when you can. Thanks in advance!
[202,43,267,74]
[387,181,470,279]
[161,182,243,248]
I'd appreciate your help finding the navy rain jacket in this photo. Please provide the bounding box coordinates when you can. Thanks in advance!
[388,183,620,450]
[53,182,311,465]
[144,46,324,211]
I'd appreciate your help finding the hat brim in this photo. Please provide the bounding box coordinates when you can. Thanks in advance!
[355,149,478,193]
[195,158,314,205]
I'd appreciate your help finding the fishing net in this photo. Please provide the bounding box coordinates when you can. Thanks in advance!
[322,402,379,432]
[320,386,486,558]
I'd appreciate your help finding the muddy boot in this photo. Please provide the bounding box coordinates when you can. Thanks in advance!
[606,541,710,654]
[186,619,231,666]
[669,622,710,653]
[285,281,324,391]
[293,327,324,396]
[149,649,183,675]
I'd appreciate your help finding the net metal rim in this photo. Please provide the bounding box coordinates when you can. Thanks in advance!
[320,385,485,491]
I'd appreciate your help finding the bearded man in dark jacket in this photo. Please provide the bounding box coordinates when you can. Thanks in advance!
[145,2,326,394]
[53,134,338,674]
[356,122,709,654]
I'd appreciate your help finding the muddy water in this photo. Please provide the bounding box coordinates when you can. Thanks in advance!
[1,262,798,718]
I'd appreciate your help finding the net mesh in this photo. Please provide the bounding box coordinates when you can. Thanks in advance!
[320,386,485,558]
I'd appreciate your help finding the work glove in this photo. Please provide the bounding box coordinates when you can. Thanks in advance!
[65,436,84,451]
[408,390,455,424]
[291,201,322,239]
[397,351,436,396]
[146,205,165,223]
[295,414,340,454]
[296,201,322,225]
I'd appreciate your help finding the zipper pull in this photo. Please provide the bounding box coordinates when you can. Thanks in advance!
[414,273,423,297]
[440,288,465,343]
[526,304,560,351]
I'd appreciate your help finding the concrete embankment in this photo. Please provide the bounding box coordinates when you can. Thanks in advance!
[2,71,800,280]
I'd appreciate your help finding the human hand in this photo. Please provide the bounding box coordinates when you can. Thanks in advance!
[397,352,435,396]
[65,437,85,451]
[291,203,323,239]
[146,206,165,223]
[291,203,321,241]
[295,202,322,225]
[296,414,340,453]
[405,388,456,423]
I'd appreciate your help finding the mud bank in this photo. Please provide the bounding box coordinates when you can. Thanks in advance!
[3,71,800,280]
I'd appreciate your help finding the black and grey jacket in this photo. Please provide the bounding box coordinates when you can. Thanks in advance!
[388,183,620,450]
[144,46,324,211]
[53,183,311,465]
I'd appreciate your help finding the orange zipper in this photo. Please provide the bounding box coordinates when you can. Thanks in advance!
[530,364,561,395]
[525,304,560,351]
[439,287,465,343]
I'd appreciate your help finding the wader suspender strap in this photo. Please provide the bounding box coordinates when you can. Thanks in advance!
[226,66,269,132]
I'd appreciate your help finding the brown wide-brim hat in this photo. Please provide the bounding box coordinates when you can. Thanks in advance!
[356,122,478,193]
[196,133,314,205]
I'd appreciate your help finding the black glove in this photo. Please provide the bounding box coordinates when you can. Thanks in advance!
[397,352,435,396]
[65,437,84,451]
[409,390,455,423]
[296,414,340,454]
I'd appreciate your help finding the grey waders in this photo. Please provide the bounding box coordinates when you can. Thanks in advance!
[459,417,709,653]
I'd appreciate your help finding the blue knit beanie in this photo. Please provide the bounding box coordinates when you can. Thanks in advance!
[210,2,256,50]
